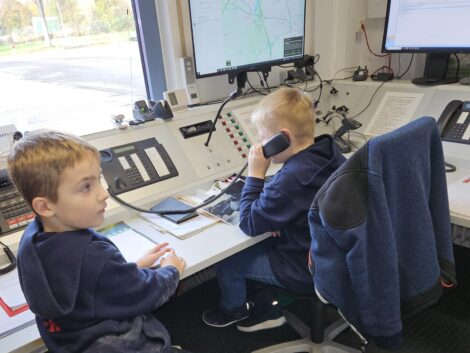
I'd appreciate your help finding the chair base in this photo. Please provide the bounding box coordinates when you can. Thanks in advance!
[251,312,361,353]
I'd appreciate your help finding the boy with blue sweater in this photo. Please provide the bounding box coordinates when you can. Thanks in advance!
[202,88,345,332]
[8,130,187,353]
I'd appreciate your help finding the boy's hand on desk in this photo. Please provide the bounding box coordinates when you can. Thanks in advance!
[160,249,186,275]
[248,144,271,179]
[136,242,171,269]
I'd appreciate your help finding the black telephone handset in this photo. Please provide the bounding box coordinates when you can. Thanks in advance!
[262,132,291,158]
[437,100,470,144]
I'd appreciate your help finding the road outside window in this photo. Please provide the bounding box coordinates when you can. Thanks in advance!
[0,0,146,136]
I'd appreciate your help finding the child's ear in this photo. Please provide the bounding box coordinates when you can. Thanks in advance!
[279,128,293,143]
[31,197,55,218]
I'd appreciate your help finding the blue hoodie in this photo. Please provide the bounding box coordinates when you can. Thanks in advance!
[239,135,345,292]
[17,218,180,353]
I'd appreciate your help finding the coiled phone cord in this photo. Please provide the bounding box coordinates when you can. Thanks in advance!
[0,240,17,275]
[108,162,248,215]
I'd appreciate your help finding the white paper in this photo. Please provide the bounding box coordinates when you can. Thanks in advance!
[0,269,27,308]
[365,92,424,136]
[447,175,470,217]
[140,212,218,239]
[107,228,157,263]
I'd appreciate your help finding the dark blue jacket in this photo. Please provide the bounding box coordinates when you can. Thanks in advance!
[309,117,457,349]
[239,135,345,292]
[17,218,180,353]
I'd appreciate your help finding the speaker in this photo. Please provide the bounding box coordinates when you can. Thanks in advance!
[179,57,200,104]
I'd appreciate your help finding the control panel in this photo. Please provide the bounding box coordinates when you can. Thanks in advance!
[0,169,34,236]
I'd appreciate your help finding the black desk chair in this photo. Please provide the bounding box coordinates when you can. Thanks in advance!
[251,285,360,353]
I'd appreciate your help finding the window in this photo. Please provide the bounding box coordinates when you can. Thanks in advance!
[0,0,147,136]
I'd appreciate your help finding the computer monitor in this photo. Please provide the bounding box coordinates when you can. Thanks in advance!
[188,0,306,89]
[382,0,470,85]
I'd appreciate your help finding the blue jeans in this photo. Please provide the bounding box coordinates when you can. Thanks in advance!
[216,240,283,312]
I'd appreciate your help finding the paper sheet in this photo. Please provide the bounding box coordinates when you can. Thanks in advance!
[447,175,470,217]
[100,222,157,262]
[0,269,34,338]
[140,212,218,239]
[365,92,424,136]
[0,270,26,308]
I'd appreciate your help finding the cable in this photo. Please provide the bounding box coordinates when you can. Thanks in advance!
[350,80,388,119]
[109,163,248,215]
[397,53,414,79]
[453,53,460,79]
[0,240,17,275]
[361,24,388,58]
[205,89,241,146]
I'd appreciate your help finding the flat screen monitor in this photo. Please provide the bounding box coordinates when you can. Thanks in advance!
[382,0,470,85]
[188,0,306,86]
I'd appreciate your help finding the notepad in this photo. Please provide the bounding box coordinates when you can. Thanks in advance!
[0,269,29,317]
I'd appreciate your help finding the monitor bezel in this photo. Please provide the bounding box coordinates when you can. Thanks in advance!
[381,0,470,54]
[188,0,307,80]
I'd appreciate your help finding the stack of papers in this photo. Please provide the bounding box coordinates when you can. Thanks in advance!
[140,211,218,239]
[447,174,470,218]
[0,269,35,338]
[0,269,28,317]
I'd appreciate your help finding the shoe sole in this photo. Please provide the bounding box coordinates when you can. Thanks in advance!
[202,313,250,328]
[236,316,287,332]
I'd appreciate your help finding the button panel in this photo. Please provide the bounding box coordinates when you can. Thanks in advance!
[220,111,253,159]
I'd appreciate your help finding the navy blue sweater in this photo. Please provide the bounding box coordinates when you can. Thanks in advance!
[239,135,345,292]
[17,218,180,353]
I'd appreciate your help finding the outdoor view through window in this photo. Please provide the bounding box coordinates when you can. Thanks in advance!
[0,0,146,136]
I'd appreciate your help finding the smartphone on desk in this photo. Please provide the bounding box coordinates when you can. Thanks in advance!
[151,197,198,224]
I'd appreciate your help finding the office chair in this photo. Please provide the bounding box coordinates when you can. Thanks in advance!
[309,117,457,350]
[251,284,361,353]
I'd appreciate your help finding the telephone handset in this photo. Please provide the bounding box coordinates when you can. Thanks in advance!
[437,100,470,144]
[100,138,179,195]
[262,132,291,158]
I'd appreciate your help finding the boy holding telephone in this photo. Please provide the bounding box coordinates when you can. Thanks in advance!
[203,87,346,331]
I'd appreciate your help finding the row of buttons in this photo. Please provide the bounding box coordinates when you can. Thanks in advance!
[6,212,35,229]
[221,112,252,159]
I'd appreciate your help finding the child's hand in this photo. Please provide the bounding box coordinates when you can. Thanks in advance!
[248,144,271,179]
[160,249,186,274]
[136,242,170,268]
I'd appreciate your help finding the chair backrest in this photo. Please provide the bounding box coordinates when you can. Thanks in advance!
[308,117,457,349]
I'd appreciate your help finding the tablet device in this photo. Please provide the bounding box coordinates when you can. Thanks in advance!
[151,197,198,224]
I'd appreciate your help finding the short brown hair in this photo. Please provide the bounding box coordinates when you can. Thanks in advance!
[251,87,315,142]
[7,130,99,208]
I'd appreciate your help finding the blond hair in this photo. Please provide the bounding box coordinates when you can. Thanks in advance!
[7,130,99,208]
[251,87,315,142]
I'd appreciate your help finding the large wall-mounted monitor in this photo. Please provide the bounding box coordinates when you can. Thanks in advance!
[382,0,470,85]
[188,0,306,88]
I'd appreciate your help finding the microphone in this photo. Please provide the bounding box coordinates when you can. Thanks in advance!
[204,88,242,146]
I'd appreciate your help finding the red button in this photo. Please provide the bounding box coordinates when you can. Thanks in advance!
[233,141,239,145]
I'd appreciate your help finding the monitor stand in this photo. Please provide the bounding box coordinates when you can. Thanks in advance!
[412,53,459,85]
[228,66,271,92]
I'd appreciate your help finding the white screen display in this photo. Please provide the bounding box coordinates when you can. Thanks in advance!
[384,0,470,51]
[189,0,306,77]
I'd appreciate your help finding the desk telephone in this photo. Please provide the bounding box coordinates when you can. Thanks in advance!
[438,100,470,144]
[100,138,179,195]
[0,169,34,236]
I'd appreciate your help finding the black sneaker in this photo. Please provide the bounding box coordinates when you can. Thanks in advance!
[202,302,251,328]
[236,302,286,332]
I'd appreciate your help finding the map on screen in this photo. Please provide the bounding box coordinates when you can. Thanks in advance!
[190,0,305,77]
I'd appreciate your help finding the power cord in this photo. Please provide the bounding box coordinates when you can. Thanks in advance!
[0,240,17,275]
